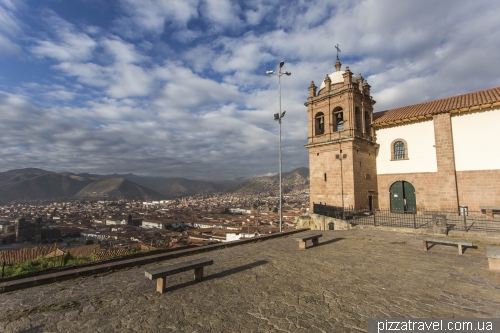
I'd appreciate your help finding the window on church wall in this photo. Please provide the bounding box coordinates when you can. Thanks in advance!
[391,139,409,160]
[315,112,325,135]
[394,141,405,159]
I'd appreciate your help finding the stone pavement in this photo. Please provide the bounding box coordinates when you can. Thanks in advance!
[0,230,499,333]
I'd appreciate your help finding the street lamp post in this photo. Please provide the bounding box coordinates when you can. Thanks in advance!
[266,61,291,233]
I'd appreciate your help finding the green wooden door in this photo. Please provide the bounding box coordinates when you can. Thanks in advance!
[390,181,417,213]
[403,182,417,213]
[390,181,404,213]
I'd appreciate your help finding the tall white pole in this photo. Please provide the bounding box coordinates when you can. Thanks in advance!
[267,62,290,233]
[278,66,283,233]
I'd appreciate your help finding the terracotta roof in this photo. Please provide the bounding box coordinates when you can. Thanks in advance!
[65,244,100,258]
[0,244,59,265]
[373,87,500,125]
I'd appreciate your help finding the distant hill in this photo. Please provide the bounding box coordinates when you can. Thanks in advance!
[0,167,309,204]
[98,174,225,198]
[227,167,309,195]
[74,178,164,201]
[0,170,96,204]
[0,168,54,187]
[0,169,235,204]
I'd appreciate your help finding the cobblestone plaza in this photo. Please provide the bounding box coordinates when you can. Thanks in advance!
[1,230,499,332]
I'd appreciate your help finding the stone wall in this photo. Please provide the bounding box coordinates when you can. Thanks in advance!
[377,172,440,210]
[352,140,379,209]
[377,169,500,211]
[295,214,350,231]
[433,113,459,210]
[308,139,378,211]
[456,170,500,210]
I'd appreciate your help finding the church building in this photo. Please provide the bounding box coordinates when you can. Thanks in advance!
[305,57,500,213]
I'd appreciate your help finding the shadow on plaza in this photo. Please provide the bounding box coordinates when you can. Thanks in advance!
[162,260,269,293]
[17,325,45,333]
[314,237,344,248]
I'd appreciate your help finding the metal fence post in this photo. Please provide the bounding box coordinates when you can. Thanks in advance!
[463,214,467,232]
[373,210,377,227]
[413,213,417,229]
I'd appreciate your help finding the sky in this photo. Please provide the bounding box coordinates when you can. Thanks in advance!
[1,0,499,181]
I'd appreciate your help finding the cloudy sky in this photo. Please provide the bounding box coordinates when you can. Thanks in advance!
[1,0,499,181]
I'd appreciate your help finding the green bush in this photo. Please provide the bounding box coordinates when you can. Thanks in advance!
[3,257,52,278]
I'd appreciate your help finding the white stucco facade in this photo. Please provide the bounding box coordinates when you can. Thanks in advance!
[452,108,500,171]
[376,120,438,174]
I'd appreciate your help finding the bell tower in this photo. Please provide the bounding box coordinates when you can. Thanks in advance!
[304,55,379,211]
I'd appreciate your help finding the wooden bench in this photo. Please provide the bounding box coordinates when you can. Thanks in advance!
[295,234,322,250]
[423,238,473,255]
[144,258,213,294]
[485,245,500,271]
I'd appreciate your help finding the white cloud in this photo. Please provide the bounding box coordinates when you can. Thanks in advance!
[114,0,200,37]
[1,0,500,180]
[0,33,19,54]
[202,0,242,29]
[106,64,154,98]
[0,1,22,35]
[101,37,147,64]
[31,11,96,62]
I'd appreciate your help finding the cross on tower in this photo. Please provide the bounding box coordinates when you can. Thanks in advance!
[335,44,341,59]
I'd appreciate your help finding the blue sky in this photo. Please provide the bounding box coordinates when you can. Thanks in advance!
[1,0,499,180]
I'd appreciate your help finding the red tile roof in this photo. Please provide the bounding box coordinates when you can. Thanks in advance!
[373,87,500,126]
[0,244,59,265]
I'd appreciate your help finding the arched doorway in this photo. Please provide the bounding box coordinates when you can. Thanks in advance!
[390,181,416,213]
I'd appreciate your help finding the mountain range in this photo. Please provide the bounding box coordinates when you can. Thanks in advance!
[0,167,309,204]
[228,167,310,195]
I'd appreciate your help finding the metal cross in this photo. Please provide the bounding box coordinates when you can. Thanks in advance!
[335,44,341,58]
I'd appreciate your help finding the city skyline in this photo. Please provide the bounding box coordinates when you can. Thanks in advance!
[1,0,499,180]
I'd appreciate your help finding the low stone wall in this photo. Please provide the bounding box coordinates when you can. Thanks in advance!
[294,214,500,242]
[352,224,500,241]
[295,214,350,231]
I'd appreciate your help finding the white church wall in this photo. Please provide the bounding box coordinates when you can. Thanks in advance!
[376,120,437,174]
[452,108,500,171]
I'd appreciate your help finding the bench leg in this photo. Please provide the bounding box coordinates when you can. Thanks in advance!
[488,258,500,271]
[194,267,204,282]
[299,241,306,250]
[458,245,463,255]
[423,240,428,251]
[156,277,166,294]
[312,238,319,246]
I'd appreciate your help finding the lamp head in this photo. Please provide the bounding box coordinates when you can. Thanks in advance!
[281,111,286,118]
[284,71,291,76]
[274,113,280,120]
[279,61,285,68]
[265,71,274,75]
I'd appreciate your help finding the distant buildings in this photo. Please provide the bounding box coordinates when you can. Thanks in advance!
[0,192,308,248]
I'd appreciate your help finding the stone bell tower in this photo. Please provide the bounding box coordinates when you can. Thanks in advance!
[304,56,379,211]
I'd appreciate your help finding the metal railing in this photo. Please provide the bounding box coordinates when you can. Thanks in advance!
[313,203,500,233]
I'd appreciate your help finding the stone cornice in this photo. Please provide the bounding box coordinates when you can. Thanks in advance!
[304,135,379,149]
[304,86,373,107]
